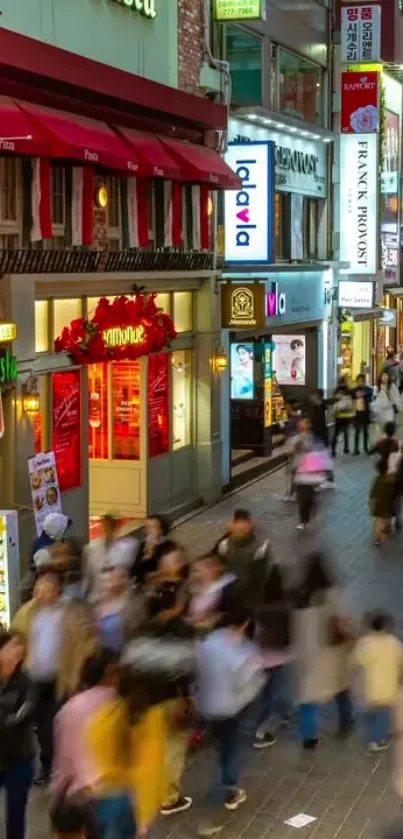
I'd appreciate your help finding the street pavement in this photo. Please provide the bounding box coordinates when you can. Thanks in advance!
[26,453,403,839]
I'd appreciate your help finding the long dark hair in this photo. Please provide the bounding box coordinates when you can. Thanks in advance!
[293,551,335,609]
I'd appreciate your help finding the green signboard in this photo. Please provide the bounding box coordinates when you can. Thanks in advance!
[214,0,262,21]
[111,0,157,19]
[0,349,17,385]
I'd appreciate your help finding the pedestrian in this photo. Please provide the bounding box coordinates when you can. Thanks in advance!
[292,552,354,749]
[85,515,138,604]
[281,400,301,500]
[293,418,331,530]
[369,423,399,545]
[188,553,235,632]
[254,563,293,749]
[19,512,72,604]
[331,377,354,457]
[12,570,99,785]
[352,611,403,753]
[132,514,177,586]
[373,371,401,432]
[195,587,265,835]
[351,374,373,455]
[95,564,146,653]
[0,632,36,839]
[308,389,329,448]
[383,346,400,386]
[216,509,272,602]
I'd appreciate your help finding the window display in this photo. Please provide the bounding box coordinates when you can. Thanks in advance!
[52,370,82,491]
[88,363,109,460]
[148,353,170,458]
[112,361,140,461]
[172,350,192,450]
[231,343,254,400]
[272,335,306,385]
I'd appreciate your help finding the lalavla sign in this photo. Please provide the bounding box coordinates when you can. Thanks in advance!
[228,118,328,198]
[224,141,275,264]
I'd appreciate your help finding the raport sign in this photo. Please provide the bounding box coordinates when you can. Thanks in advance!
[224,141,274,264]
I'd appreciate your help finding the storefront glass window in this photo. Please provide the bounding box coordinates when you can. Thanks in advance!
[173,292,193,333]
[148,353,170,458]
[87,296,116,317]
[278,48,322,125]
[112,361,140,461]
[53,298,83,342]
[155,293,170,314]
[52,370,82,491]
[88,363,109,460]
[35,301,49,353]
[226,26,262,106]
[172,350,192,450]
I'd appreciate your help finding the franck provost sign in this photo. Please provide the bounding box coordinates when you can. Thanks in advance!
[224,141,274,264]
[339,133,378,275]
[229,119,327,198]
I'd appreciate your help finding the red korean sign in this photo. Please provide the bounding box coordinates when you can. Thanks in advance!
[52,370,82,492]
[341,70,379,133]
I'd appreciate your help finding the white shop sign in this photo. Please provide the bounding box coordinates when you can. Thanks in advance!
[341,5,381,63]
[339,133,378,275]
[229,118,327,198]
[224,142,274,264]
[338,280,374,308]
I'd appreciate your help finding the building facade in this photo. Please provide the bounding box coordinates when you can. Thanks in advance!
[0,1,238,557]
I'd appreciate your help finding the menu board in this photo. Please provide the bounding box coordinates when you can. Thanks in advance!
[52,370,82,492]
[148,353,169,458]
[28,450,62,535]
[112,361,140,460]
[88,363,109,460]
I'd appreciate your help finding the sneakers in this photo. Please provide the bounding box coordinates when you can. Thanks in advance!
[254,732,276,749]
[297,523,306,531]
[161,796,192,816]
[368,740,389,754]
[321,480,335,490]
[302,738,319,751]
[225,788,247,811]
[198,826,223,837]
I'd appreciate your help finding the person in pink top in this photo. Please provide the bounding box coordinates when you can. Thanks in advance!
[52,649,118,796]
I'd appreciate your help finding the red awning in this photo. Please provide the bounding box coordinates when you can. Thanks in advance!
[115,127,181,181]
[158,137,241,189]
[0,97,49,156]
[16,102,142,173]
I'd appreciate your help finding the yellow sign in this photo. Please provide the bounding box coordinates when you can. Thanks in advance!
[0,322,17,343]
[221,284,265,329]
[102,325,145,348]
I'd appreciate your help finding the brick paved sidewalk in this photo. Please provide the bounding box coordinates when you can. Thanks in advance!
[27,455,403,839]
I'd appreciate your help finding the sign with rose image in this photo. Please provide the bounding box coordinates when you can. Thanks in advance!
[341,71,380,134]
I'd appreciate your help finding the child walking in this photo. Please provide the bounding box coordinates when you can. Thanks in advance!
[352,611,403,753]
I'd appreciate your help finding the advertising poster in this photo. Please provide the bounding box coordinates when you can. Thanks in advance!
[231,343,254,399]
[341,71,379,134]
[28,450,62,536]
[264,344,272,428]
[148,353,170,458]
[381,110,400,284]
[52,370,82,492]
[112,361,140,460]
[88,362,109,460]
[272,335,306,385]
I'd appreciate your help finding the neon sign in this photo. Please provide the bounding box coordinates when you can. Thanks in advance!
[102,325,146,348]
[111,0,157,18]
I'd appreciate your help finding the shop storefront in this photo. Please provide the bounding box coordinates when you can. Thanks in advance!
[337,280,379,383]
[221,267,334,460]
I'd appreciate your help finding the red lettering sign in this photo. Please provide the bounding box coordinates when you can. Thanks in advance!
[52,370,82,492]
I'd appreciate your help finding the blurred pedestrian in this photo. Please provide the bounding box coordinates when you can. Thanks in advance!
[281,400,301,500]
[20,512,72,604]
[309,389,329,448]
[383,346,400,386]
[331,377,354,457]
[188,553,235,633]
[0,632,36,839]
[132,514,177,586]
[369,423,399,545]
[352,611,403,753]
[351,374,373,455]
[216,509,272,602]
[12,570,99,785]
[293,552,354,749]
[95,565,146,653]
[85,515,138,604]
[293,418,331,530]
[373,372,401,431]
[195,588,264,835]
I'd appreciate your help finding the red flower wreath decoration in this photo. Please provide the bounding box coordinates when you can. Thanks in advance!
[54,293,177,364]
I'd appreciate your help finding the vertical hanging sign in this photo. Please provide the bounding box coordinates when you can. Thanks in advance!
[339,133,379,275]
[341,6,381,63]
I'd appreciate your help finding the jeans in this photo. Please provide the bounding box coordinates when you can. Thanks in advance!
[209,713,245,805]
[296,484,316,525]
[35,679,58,773]
[332,419,350,456]
[0,760,34,839]
[365,707,391,744]
[298,691,354,741]
[94,794,135,839]
[354,415,370,454]
[256,665,292,730]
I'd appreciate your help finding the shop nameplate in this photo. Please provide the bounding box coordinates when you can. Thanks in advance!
[221,284,265,329]
[0,323,17,343]
[111,0,157,18]
[102,325,146,348]
[214,0,262,20]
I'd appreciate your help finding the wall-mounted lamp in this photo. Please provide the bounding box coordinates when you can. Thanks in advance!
[22,375,40,416]
[95,183,108,209]
[213,345,228,374]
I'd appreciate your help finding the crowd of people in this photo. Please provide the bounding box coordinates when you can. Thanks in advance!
[1,499,403,839]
